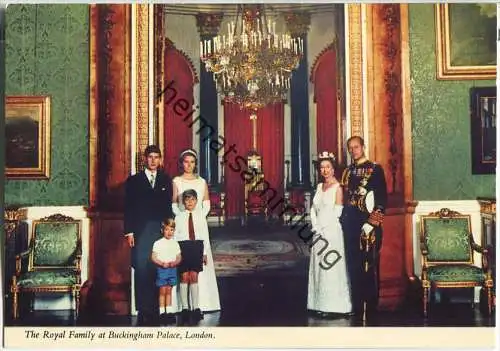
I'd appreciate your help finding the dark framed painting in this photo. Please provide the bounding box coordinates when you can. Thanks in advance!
[5,96,51,179]
[435,4,496,80]
[470,87,496,174]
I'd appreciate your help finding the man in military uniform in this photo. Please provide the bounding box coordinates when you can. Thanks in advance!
[340,136,387,319]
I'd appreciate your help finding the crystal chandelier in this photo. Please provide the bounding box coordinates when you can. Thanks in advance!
[200,5,304,113]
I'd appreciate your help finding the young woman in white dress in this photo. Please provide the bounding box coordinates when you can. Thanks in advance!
[307,151,352,318]
[170,148,221,315]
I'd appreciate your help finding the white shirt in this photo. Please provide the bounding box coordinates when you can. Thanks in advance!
[175,210,208,255]
[152,237,181,262]
[144,168,157,188]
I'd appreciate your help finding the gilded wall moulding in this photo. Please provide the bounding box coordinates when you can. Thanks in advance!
[135,4,150,170]
[347,4,363,139]
[196,13,224,37]
[380,4,401,193]
[284,11,311,37]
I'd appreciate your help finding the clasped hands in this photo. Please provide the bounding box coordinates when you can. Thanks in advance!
[161,255,207,268]
[161,261,177,268]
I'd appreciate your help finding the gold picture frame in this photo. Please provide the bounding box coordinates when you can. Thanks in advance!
[435,4,496,80]
[5,96,51,179]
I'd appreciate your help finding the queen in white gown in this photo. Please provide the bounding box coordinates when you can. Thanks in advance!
[167,148,221,314]
[307,152,352,316]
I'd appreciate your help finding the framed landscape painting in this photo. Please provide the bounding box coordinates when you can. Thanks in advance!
[470,87,496,174]
[5,96,51,179]
[435,4,496,80]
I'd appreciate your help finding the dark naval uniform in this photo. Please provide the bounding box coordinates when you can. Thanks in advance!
[124,170,173,322]
[340,160,387,317]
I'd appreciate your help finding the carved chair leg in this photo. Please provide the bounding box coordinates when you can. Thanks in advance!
[423,286,429,318]
[487,286,493,316]
[75,289,80,318]
[12,290,18,320]
[29,292,35,313]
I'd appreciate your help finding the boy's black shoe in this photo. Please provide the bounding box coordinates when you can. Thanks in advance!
[193,308,204,321]
[165,313,176,325]
[159,312,167,325]
[179,309,190,326]
[189,309,201,325]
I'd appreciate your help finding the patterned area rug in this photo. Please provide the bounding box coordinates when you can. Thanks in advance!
[212,239,308,276]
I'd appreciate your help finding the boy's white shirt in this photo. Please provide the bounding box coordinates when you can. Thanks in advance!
[152,237,181,262]
[174,210,208,255]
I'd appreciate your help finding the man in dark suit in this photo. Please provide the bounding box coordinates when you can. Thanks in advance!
[124,145,173,326]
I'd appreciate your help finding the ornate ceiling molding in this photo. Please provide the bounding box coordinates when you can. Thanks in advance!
[283,11,311,37]
[195,12,224,37]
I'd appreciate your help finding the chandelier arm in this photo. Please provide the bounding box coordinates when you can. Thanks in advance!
[234,5,241,37]
[261,6,269,35]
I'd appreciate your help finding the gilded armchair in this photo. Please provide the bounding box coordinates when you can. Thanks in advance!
[208,185,226,226]
[419,208,493,317]
[11,214,82,319]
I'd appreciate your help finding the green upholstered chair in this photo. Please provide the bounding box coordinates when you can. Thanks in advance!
[11,214,82,319]
[419,208,493,317]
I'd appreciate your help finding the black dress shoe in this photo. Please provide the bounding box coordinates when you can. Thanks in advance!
[137,313,145,326]
[188,310,200,325]
[165,313,176,325]
[318,312,337,319]
[308,310,321,317]
[193,308,204,320]
[179,309,190,326]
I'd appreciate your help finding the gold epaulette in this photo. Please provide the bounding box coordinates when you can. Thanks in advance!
[341,168,350,186]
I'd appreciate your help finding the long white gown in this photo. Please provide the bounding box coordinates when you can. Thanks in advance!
[307,183,352,314]
[167,176,221,313]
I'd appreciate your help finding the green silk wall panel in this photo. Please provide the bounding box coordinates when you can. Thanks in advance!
[408,4,495,200]
[5,5,89,206]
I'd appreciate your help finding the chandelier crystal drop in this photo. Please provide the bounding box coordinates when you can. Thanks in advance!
[200,5,304,112]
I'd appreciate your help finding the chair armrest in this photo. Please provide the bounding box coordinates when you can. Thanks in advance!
[479,245,493,272]
[75,254,82,272]
[470,239,487,255]
[15,250,30,276]
[469,236,491,272]
[74,239,83,273]
[419,242,428,256]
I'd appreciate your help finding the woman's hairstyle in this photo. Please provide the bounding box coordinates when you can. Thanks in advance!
[161,217,176,229]
[316,151,337,183]
[178,148,198,174]
[181,189,198,203]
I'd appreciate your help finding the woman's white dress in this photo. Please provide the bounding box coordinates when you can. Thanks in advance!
[307,183,352,314]
[167,176,221,313]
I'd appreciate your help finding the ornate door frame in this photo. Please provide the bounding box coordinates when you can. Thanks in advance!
[88,4,415,312]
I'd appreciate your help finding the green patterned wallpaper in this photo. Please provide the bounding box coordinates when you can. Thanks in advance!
[409,4,495,200]
[5,5,89,206]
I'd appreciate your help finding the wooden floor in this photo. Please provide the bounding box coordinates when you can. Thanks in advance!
[5,221,496,327]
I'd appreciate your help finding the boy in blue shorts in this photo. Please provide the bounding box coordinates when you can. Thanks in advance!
[151,218,181,325]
